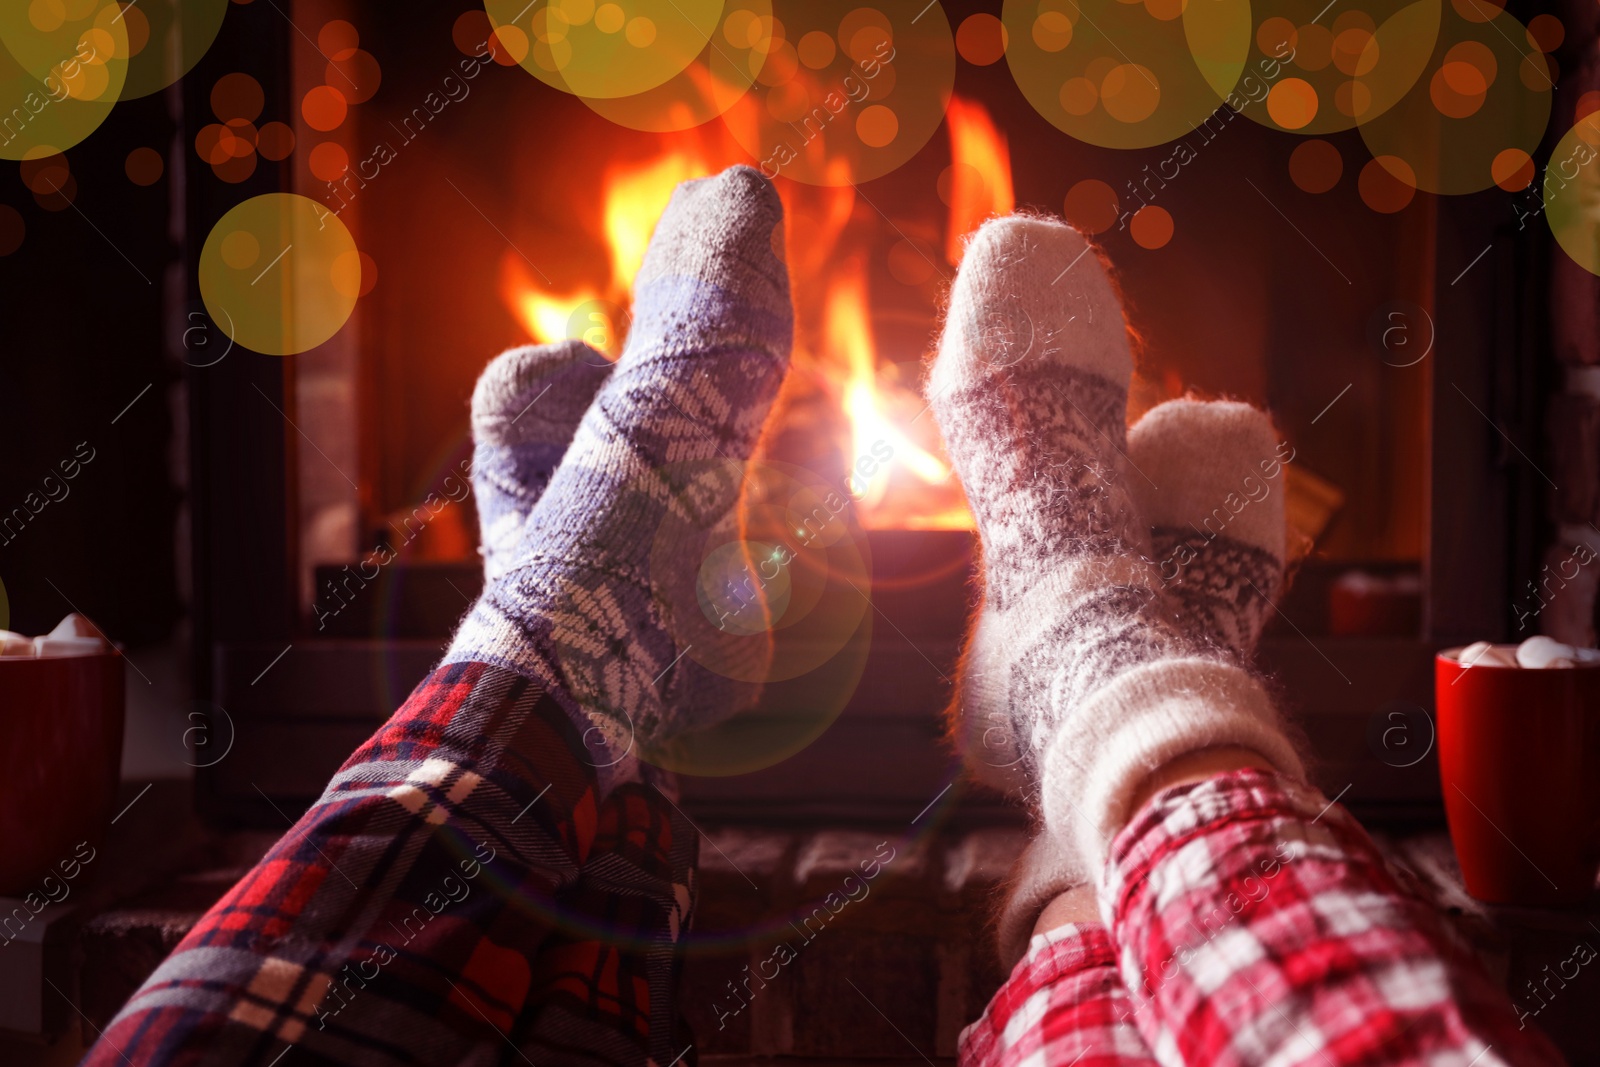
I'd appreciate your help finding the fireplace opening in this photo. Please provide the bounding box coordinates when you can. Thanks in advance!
[191,0,1541,824]
[291,3,1425,640]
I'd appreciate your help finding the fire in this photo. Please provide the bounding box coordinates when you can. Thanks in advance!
[603,151,706,286]
[944,97,1014,265]
[502,146,717,357]
[500,96,1014,530]
[830,265,953,504]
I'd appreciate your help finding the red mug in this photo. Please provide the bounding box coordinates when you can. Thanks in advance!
[0,652,125,896]
[1436,648,1600,907]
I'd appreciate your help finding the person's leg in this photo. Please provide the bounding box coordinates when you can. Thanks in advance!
[990,397,1294,966]
[85,165,790,1067]
[960,910,1158,1067]
[937,214,1561,1067]
[468,339,611,582]
[1093,754,1567,1067]
[943,217,1293,1064]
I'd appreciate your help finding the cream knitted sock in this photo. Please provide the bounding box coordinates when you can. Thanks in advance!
[1131,398,1291,655]
[930,213,1304,889]
[992,397,1293,968]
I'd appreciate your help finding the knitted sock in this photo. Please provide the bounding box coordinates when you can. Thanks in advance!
[993,398,1291,968]
[446,165,792,780]
[469,340,612,582]
[929,213,1303,881]
[1130,398,1289,655]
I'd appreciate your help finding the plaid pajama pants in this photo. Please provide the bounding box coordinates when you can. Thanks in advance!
[88,660,1565,1067]
[962,770,1568,1067]
[85,661,697,1067]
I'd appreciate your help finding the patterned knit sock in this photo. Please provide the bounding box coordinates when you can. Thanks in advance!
[470,339,612,582]
[929,213,1303,879]
[1130,398,1290,653]
[993,398,1291,968]
[446,165,791,780]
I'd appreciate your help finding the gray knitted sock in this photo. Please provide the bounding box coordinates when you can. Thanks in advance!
[930,214,1303,879]
[445,166,792,775]
[470,340,612,582]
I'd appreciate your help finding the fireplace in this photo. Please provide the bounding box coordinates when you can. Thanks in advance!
[187,0,1550,826]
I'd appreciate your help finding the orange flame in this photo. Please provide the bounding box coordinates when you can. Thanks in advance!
[499,97,1012,530]
[828,259,969,528]
[501,146,716,357]
[944,97,1014,265]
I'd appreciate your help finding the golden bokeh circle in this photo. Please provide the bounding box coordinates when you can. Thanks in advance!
[581,0,772,132]
[116,0,229,99]
[1544,112,1600,278]
[482,0,722,99]
[198,193,361,357]
[1233,1,1440,135]
[1002,0,1251,149]
[722,0,955,186]
[635,458,876,776]
[1358,4,1549,195]
[0,0,128,160]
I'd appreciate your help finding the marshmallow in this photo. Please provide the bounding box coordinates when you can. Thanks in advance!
[1,615,111,658]
[1517,635,1581,669]
[1459,641,1519,668]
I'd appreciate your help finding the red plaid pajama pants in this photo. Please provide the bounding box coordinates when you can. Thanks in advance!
[87,659,1565,1067]
[962,770,1567,1067]
[85,661,698,1067]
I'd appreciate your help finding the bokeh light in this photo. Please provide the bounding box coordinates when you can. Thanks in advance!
[1267,77,1319,128]
[629,458,875,776]
[125,145,163,184]
[1002,0,1251,148]
[1358,3,1550,195]
[580,0,771,133]
[1234,1,1441,136]
[325,48,380,105]
[956,13,1006,66]
[1358,154,1416,212]
[1526,13,1563,53]
[1063,178,1120,234]
[198,193,362,356]
[0,1,130,160]
[309,141,348,182]
[722,0,956,187]
[1544,112,1600,278]
[482,0,721,99]
[1130,204,1173,248]
[318,18,359,58]
[116,0,229,99]
[0,205,24,256]
[1490,146,1532,191]
[301,85,348,131]
[1289,138,1342,192]
[256,120,295,160]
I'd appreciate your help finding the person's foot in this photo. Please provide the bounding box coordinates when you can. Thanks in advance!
[995,397,1293,965]
[934,213,1145,800]
[929,213,1302,879]
[1129,398,1290,655]
[469,340,612,582]
[446,165,792,781]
